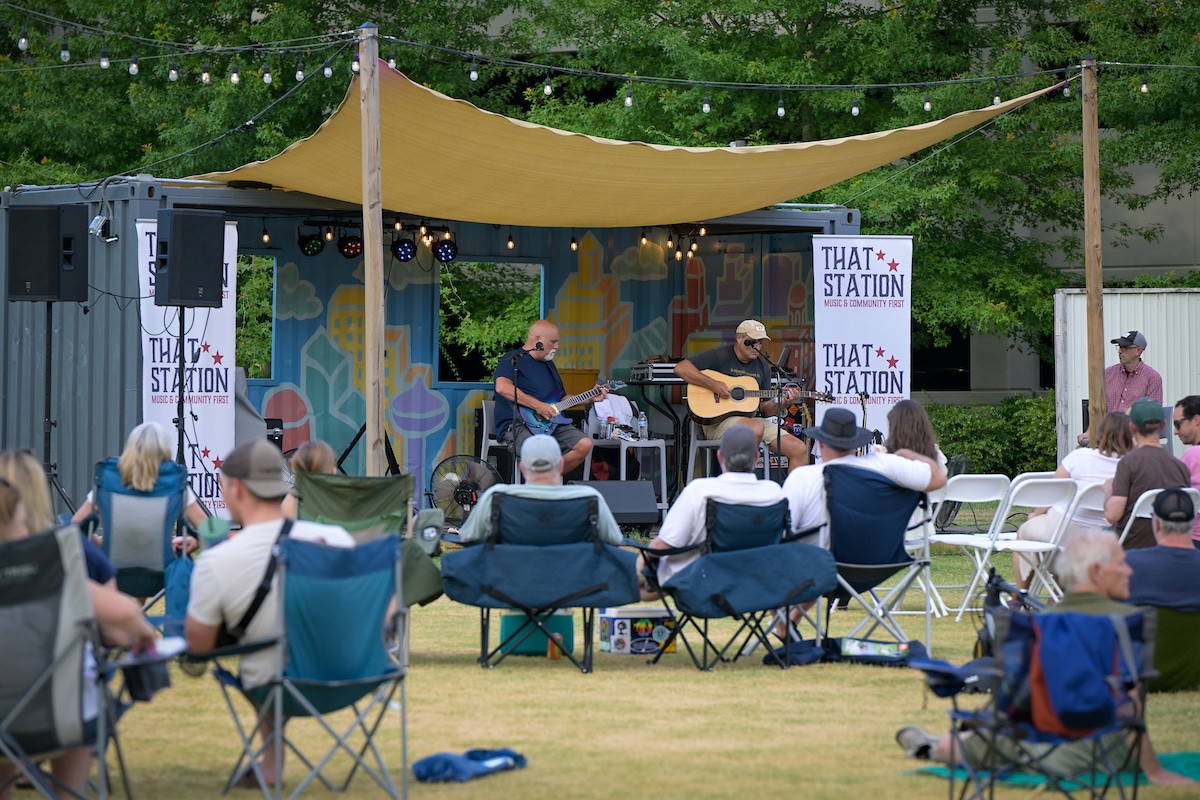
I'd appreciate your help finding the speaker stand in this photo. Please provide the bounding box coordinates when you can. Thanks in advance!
[40,302,75,515]
[171,307,212,524]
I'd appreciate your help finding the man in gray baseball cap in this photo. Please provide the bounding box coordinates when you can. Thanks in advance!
[1105,329,1163,414]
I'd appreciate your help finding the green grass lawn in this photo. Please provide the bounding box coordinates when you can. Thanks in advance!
[116,540,1200,800]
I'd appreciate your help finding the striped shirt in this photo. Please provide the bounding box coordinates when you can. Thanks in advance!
[1104,360,1163,414]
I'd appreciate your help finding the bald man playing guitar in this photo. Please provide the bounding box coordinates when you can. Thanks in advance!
[674,319,810,475]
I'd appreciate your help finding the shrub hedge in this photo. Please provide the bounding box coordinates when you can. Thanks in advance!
[924,393,1057,477]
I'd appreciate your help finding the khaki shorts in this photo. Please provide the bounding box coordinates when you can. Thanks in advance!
[702,416,789,446]
[960,729,1132,777]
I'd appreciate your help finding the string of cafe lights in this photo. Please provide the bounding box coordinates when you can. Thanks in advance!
[5,1,1193,123]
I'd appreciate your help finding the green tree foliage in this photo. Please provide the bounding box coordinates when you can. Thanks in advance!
[2,1,1198,358]
[438,262,540,380]
[925,393,1058,476]
[236,255,274,378]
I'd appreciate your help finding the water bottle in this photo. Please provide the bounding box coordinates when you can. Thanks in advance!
[605,416,616,438]
[637,411,648,440]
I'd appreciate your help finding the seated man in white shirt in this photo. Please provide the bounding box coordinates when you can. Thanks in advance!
[636,425,784,600]
[783,408,946,546]
[457,434,624,545]
[185,438,355,790]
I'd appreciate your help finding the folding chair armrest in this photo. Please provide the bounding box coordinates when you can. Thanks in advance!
[440,531,469,545]
[182,636,279,663]
[622,539,701,559]
[78,513,101,539]
[783,522,825,543]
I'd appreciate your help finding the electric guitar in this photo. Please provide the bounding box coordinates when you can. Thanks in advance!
[685,369,833,424]
[519,381,628,434]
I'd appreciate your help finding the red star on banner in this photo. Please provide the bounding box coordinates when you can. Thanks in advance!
[875,347,885,357]
[212,351,224,365]
[201,447,211,459]
[211,455,224,469]
[875,250,886,261]
[887,356,899,368]
[887,259,899,271]
[201,342,211,353]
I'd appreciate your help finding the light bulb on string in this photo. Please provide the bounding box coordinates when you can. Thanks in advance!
[640,229,648,246]
[702,88,710,114]
[1140,69,1149,94]
[168,59,178,81]
[387,50,396,70]
[129,54,139,76]
[262,63,271,84]
[698,225,706,237]
[993,84,1001,105]
[666,232,674,251]
[100,41,109,69]
[261,220,270,244]
[351,53,360,74]
[230,61,240,85]
[923,89,931,112]
[419,220,428,236]
[507,229,516,250]
[18,24,28,52]
[323,60,333,78]
[543,77,552,96]
[59,35,69,63]
[851,92,860,117]
[690,237,698,253]
[393,216,403,232]
[625,85,633,107]
[295,62,304,81]
[324,226,334,242]
[570,233,578,252]
[777,93,785,118]
[201,62,210,83]
[674,246,683,262]
[1061,70,1070,97]
[469,60,479,81]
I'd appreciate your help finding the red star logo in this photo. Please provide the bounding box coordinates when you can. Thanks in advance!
[211,455,224,470]
[211,351,224,365]
[201,447,211,459]
[201,342,211,353]
[887,356,899,368]
[887,259,899,271]
[875,347,885,357]
[875,250,886,261]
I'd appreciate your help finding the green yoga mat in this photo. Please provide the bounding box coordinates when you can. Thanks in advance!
[915,751,1200,788]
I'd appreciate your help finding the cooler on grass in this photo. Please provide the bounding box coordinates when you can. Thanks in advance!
[599,607,676,656]
[498,609,575,655]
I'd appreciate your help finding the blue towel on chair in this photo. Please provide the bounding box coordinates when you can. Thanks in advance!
[412,748,527,782]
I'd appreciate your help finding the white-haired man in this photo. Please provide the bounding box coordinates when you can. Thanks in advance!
[895,530,1191,786]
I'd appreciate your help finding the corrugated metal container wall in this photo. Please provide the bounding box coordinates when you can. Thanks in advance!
[1055,288,1200,460]
[1,193,152,517]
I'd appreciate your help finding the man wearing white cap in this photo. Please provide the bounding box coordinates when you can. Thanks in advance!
[456,434,623,545]
[674,319,809,474]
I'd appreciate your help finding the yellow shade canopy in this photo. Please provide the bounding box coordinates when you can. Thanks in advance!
[197,66,1059,227]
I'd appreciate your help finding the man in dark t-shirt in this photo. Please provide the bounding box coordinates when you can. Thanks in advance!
[493,319,606,478]
[1106,398,1191,549]
[674,319,808,476]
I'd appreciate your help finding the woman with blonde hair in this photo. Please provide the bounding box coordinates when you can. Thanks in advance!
[1013,411,1134,588]
[71,421,207,528]
[0,449,57,533]
[281,439,337,519]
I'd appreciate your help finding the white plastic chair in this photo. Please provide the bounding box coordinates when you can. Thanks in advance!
[950,477,1077,621]
[995,481,1108,603]
[1116,489,1162,546]
[685,418,770,484]
[582,401,669,511]
[480,400,503,464]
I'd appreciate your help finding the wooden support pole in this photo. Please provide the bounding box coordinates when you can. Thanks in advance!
[1082,56,1106,428]
[359,23,385,476]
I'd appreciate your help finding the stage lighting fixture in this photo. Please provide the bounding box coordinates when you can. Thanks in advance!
[297,227,325,256]
[337,231,364,259]
[432,236,458,263]
[391,236,416,262]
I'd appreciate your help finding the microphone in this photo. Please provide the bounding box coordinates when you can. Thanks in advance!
[534,342,544,351]
[510,340,543,364]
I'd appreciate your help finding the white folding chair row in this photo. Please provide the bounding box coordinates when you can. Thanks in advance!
[992,481,1108,604]
[900,485,950,619]
[1118,486,1200,545]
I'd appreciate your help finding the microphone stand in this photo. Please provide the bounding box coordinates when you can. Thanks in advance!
[506,343,542,483]
[759,351,787,483]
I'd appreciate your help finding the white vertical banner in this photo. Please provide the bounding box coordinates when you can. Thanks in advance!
[137,220,238,518]
[812,234,913,444]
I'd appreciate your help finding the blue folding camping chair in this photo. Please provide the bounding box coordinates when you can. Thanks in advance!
[204,535,408,800]
[440,493,640,674]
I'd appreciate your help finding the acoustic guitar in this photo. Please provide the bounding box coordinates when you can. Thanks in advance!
[685,369,832,424]
[519,380,627,434]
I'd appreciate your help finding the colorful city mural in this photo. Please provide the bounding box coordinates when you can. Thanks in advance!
[249,228,817,496]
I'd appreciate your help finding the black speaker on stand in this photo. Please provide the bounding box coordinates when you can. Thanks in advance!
[154,208,226,308]
[4,204,91,515]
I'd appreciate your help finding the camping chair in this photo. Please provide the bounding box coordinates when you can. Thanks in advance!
[439,493,640,673]
[291,471,442,610]
[92,457,189,604]
[640,498,836,670]
[821,463,934,650]
[0,526,130,800]
[945,476,1076,621]
[205,535,408,800]
[1147,608,1200,692]
[908,606,1157,800]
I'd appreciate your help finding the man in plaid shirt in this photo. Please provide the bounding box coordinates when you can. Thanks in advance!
[1080,329,1163,445]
